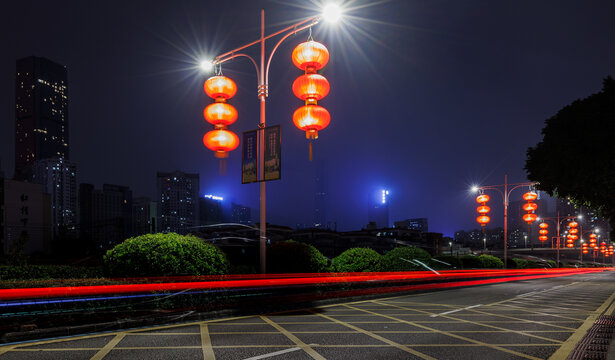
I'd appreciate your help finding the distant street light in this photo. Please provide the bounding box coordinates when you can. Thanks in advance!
[471,175,537,268]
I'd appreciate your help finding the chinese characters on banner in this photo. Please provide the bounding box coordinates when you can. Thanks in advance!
[242,125,281,183]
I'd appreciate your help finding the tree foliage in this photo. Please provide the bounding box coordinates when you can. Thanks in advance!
[104,233,229,277]
[331,248,383,272]
[382,246,431,271]
[266,240,329,273]
[526,77,615,237]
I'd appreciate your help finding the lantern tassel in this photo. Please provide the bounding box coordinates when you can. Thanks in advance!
[219,159,227,176]
[309,141,313,162]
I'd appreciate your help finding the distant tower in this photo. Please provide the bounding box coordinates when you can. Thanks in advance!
[368,189,390,228]
[157,171,199,234]
[313,160,327,228]
[15,56,69,180]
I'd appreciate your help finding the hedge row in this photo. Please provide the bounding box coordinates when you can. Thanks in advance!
[0,265,103,280]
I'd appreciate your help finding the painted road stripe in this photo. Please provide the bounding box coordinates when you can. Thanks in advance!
[242,347,302,360]
[430,304,482,317]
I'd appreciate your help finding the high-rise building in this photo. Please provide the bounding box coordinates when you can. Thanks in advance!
[1,177,52,255]
[231,202,251,225]
[132,197,157,236]
[368,189,390,229]
[30,158,77,236]
[157,171,199,234]
[199,195,224,226]
[79,183,133,250]
[394,218,428,233]
[15,56,69,180]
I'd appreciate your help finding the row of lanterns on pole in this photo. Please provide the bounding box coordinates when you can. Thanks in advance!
[565,221,579,248]
[522,191,538,224]
[201,38,332,163]
[476,194,490,226]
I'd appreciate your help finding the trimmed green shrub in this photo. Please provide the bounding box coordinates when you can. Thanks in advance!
[104,233,229,277]
[383,246,431,271]
[479,255,504,268]
[0,265,103,280]
[332,248,383,272]
[266,240,329,273]
[546,260,557,268]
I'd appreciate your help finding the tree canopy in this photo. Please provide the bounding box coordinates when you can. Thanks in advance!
[525,77,615,237]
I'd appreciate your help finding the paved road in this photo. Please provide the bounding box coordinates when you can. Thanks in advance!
[1,271,614,360]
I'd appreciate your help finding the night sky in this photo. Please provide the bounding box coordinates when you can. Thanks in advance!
[1,0,614,236]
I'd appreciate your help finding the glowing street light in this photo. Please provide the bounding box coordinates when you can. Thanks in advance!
[200,59,214,72]
[322,3,342,23]
[471,175,537,268]
[204,5,342,274]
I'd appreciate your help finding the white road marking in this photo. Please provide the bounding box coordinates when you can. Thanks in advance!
[242,347,302,360]
[515,291,537,297]
[430,304,482,317]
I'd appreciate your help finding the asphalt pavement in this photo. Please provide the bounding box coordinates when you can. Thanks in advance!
[1,271,614,360]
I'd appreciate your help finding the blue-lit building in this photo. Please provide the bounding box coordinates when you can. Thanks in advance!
[395,218,428,233]
[367,189,390,229]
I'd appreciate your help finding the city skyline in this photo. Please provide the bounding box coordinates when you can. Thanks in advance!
[1,1,614,236]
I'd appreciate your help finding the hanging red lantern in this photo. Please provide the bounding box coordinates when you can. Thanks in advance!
[567,244,574,248]
[567,234,578,240]
[523,213,537,223]
[590,233,597,238]
[539,235,548,241]
[523,192,538,201]
[293,105,331,139]
[203,102,238,127]
[522,203,538,212]
[292,41,330,72]
[476,194,490,204]
[203,130,239,158]
[590,242,596,248]
[477,205,490,214]
[292,74,330,101]
[568,221,578,228]
[568,228,578,234]
[539,229,548,235]
[477,215,490,225]
[204,76,237,99]
[539,222,549,229]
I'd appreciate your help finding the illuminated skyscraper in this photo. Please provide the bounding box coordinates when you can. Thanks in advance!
[157,171,199,234]
[368,189,390,228]
[15,56,69,180]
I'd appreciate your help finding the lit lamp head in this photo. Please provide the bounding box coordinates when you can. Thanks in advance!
[200,59,214,72]
[471,186,479,193]
[322,3,342,23]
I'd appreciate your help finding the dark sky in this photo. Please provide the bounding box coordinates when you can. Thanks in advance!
[1,0,614,236]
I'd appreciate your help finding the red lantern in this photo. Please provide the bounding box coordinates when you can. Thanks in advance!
[583,250,589,254]
[539,235,548,241]
[292,74,330,101]
[567,234,578,240]
[476,194,490,203]
[292,41,330,72]
[204,76,237,99]
[539,222,548,229]
[590,233,597,238]
[203,130,239,158]
[522,203,538,212]
[477,205,490,214]
[523,213,537,223]
[590,242,596,248]
[568,221,578,228]
[477,215,490,225]
[539,229,548,235]
[293,105,331,139]
[566,244,574,248]
[523,192,538,201]
[203,103,238,127]
[568,228,578,234]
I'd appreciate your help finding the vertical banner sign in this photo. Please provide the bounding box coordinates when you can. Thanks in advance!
[264,125,281,181]
[242,130,258,184]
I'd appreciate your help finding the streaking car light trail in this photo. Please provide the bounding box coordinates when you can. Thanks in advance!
[0,268,610,302]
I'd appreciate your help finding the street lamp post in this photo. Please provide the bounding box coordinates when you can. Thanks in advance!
[205,6,341,273]
[472,174,537,268]
[536,213,582,268]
